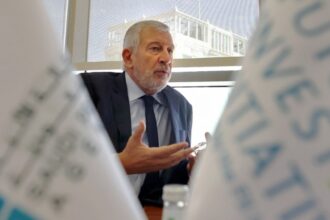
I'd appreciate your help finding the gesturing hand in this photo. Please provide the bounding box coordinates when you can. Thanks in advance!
[187,132,212,174]
[119,121,193,174]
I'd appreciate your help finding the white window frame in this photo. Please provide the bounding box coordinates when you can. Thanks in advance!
[65,0,260,82]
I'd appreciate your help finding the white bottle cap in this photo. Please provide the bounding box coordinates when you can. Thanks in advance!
[162,184,189,202]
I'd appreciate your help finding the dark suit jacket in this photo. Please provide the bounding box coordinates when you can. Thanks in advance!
[80,72,192,205]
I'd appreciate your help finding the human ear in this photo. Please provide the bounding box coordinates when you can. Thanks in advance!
[122,48,133,69]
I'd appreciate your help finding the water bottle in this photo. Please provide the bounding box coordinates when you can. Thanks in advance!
[162,184,189,220]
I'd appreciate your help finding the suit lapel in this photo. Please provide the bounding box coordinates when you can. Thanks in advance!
[111,73,132,151]
[162,88,187,143]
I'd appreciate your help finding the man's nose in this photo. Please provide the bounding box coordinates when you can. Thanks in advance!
[159,50,172,65]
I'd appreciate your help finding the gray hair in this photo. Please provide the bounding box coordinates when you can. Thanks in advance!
[123,20,170,51]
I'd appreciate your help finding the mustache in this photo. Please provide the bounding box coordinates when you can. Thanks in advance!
[155,65,171,73]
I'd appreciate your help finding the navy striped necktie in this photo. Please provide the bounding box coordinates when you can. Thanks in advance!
[141,95,159,147]
[139,95,162,205]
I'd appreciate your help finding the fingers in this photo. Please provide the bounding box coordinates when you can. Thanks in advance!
[137,143,192,171]
[186,152,197,174]
[154,151,192,170]
[155,142,190,157]
[154,145,193,166]
[187,151,197,159]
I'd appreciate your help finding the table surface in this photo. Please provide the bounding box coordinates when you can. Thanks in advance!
[144,206,163,220]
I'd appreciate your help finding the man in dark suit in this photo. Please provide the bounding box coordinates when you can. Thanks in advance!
[81,20,195,206]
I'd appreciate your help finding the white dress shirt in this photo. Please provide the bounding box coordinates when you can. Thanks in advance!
[125,73,171,195]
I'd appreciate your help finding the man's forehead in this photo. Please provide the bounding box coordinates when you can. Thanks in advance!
[140,27,174,47]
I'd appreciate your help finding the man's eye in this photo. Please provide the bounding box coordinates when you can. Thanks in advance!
[150,46,161,52]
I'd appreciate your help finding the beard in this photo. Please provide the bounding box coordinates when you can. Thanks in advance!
[135,70,171,94]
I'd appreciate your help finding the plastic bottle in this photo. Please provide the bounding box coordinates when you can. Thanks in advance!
[162,184,189,220]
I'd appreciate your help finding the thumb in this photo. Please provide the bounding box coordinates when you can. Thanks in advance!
[131,121,145,143]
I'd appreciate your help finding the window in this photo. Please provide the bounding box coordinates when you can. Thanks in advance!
[189,21,197,39]
[233,37,245,55]
[197,23,204,41]
[180,17,189,36]
[174,85,232,146]
[86,0,259,61]
[56,0,259,147]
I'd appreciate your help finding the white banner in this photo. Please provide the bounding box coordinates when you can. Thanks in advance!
[0,1,145,219]
[185,0,330,219]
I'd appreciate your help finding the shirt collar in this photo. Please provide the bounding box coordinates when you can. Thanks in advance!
[125,72,167,106]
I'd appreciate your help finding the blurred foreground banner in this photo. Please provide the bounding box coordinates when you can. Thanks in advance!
[0,1,145,219]
[186,0,330,219]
